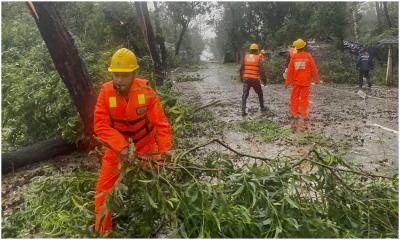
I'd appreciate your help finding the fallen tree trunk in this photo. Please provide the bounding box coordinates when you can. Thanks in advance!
[2,138,76,174]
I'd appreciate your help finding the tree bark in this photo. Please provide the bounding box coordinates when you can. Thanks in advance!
[175,21,189,56]
[385,46,393,86]
[351,2,360,42]
[27,2,97,145]
[135,2,164,86]
[2,138,76,174]
[375,2,383,33]
[382,2,392,28]
[153,2,168,70]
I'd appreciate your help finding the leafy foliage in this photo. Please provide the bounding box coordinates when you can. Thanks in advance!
[2,170,98,238]
[1,2,210,149]
[1,4,79,149]
[3,146,397,238]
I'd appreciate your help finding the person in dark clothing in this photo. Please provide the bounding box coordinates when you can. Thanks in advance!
[356,48,374,89]
[240,43,267,116]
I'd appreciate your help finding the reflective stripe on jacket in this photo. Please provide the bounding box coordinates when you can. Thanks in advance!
[286,51,320,87]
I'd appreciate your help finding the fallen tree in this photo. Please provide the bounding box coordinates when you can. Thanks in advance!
[2,138,76,174]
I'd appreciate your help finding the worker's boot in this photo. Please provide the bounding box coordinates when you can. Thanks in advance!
[242,104,247,116]
[242,97,248,116]
[260,104,268,113]
[258,95,267,113]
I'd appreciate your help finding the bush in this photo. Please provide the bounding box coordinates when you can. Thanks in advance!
[318,60,358,84]
[265,56,286,84]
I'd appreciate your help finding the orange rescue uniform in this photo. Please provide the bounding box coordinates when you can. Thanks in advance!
[285,51,319,119]
[93,78,172,235]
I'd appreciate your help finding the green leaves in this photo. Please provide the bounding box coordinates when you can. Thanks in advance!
[284,195,299,209]
[146,193,158,209]
[3,146,398,238]
[2,172,98,238]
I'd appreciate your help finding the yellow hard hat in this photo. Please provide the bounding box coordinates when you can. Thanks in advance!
[261,49,266,54]
[249,43,259,50]
[293,39,306,50]
[108,48,139,73]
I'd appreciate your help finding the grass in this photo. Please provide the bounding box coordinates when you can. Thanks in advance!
[235,118,350,153]
[236,119,292,143]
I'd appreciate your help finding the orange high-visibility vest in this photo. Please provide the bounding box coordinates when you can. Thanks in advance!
[243,54,260,80]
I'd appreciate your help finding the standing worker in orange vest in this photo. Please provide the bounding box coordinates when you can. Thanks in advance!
[93,48,173,235]
[240,43,267,116]
[285,39,320,130]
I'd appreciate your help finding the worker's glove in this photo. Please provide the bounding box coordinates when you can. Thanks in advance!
[118,147,129,163]
[119,145,136,165]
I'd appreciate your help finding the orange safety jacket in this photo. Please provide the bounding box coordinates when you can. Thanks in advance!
[243,54,261,80]
[285,51,320,87]
[94,78,172,156]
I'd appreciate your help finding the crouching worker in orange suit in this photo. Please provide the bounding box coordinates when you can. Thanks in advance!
[285,39,320,130]
[93,48,172,235]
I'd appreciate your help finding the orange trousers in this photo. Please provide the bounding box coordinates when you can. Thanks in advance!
[290,85,310,119]
[94,140,161,235]
[94,151,119,235]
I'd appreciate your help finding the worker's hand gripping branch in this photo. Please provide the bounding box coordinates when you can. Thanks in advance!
[117,138,136,165]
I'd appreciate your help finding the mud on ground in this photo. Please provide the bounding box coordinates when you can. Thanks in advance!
[174,62,398,176]
[1,152,99,216]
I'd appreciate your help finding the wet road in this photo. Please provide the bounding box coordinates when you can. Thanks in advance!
[175,62,398,175]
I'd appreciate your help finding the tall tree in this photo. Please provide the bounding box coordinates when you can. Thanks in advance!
[382,2,393,28]
[135,2,164,86]
[351,2,361,42]
[375,2,383,33]
[153,2,168,70]
[27,2,96,144]
[166,2,210,55]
